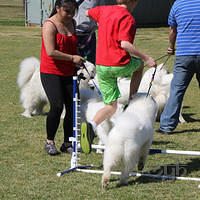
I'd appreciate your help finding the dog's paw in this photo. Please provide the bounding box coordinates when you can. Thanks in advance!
[32,110,46,116]
[96,148,103,154]
[179,115,187,123]
[21,112,32,118]
[102,178,109,190]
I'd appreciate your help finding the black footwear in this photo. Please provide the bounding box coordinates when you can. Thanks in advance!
[156,129,172,135]
[60,142,73,154]
[80,122,95,154]
[45,142,60,155]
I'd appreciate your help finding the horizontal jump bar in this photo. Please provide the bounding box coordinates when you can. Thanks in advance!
[91,145,200,156]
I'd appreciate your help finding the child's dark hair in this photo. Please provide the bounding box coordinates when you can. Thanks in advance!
[49,0,78,17]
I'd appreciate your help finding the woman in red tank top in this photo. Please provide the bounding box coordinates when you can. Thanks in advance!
[40,0,84,155]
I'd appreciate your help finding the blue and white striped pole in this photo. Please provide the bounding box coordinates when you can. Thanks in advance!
[71,76,79,169]
[57,76,92,177]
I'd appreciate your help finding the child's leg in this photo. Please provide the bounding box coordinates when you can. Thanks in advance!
[80,100,117,154]
[129,61,144,99]
[93,100,117,126]
[81,64,119,154]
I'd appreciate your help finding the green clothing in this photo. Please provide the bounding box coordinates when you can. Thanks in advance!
[96,57,141,104]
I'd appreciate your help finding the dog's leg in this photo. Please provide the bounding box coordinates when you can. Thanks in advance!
[102,143,122,188]
[96,121,110,154]
[21,101,33,117]
[21,93,36,118]
[119,145,138,186]
[119,166,129,186]
[102,148,113,189]
[102,168,111,189]
[179,113,186,123]
[96,139,104,154]
[138,141,151,171]
[33,101,47,116]
[21,109,33,118]
[96,126,106,154]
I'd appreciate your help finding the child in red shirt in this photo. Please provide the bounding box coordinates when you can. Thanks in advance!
[81,0,156,153]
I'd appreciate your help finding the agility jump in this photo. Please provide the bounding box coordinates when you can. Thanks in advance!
[57,75,200,185]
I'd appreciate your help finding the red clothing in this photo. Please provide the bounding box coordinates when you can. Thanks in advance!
[40,20,77,76]
[88,5,136,66]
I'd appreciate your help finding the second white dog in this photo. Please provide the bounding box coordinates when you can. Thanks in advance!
[101,93,158,188]
[117,64,186,123]
[17,57,96,118]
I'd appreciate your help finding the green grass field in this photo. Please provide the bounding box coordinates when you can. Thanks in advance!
[0,1,200,199]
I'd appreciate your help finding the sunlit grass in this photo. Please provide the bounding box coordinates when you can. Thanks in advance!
[0,1,200,200]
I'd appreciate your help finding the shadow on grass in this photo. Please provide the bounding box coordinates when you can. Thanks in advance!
[173,128,200,134]
[185,158,200,174]
[134,158,200,185]
[156,113,199,123]
[181,105,200,122]
[152,140,172,145]
[106,158,200,188]
[182,113,200,123]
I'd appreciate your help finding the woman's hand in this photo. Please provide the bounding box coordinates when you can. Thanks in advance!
[72,55,84,65]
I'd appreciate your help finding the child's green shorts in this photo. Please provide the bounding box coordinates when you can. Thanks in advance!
[96,56,141,105]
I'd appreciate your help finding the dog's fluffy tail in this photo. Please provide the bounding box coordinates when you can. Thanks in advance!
[17,57,40,88]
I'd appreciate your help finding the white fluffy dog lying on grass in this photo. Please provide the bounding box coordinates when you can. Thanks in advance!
[101,93,158,188]
[17,57,95,118]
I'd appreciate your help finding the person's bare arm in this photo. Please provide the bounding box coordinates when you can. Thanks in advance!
[121,41,156,67]
[168,26,177,55]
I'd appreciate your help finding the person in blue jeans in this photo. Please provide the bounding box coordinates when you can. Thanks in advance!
[157,0,200,134]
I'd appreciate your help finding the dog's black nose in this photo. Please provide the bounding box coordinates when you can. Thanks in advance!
[78,73,86,80]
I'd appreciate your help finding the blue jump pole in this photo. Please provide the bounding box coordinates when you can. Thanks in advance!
[57,76,92,177]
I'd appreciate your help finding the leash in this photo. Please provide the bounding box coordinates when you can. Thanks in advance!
[78,30,95,50]
[81,61,103,99]
[146,54,171,97]
[124,54,171,111]
[144,54,169,67]
[159,54,171,71]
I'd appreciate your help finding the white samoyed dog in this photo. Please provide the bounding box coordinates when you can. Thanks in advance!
[87,64,173,153]
[17,57,96,118]
[101,93,158,188]
[88,64,185,155]
[117,64,185,123]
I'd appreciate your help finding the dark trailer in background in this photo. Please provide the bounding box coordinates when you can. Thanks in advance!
[25,0,175,27]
